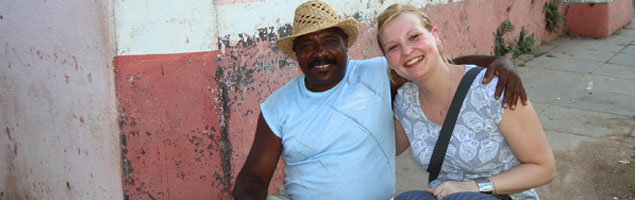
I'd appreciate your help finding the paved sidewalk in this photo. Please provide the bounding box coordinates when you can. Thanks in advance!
[395,20,635,196]
[520,24,635,152]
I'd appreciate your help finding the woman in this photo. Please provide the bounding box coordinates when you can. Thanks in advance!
[376,4,556,200]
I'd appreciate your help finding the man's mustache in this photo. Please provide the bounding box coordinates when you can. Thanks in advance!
[309,58,337,68]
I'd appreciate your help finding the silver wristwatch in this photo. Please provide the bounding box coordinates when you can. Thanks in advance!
[475,178,493,194]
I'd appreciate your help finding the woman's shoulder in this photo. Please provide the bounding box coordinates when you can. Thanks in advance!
[393,82,418,113]
[396,82,418,101]
[462,65,505,122]
[464,65,499,99]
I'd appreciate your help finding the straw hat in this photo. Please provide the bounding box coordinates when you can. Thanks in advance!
[276,0,359,60]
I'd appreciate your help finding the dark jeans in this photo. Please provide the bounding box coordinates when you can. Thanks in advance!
[395,190,499,200]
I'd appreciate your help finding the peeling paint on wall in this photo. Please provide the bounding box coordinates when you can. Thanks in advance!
[114,0,468,55]
[115,51,244,199]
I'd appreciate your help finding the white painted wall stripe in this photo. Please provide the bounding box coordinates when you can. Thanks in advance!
[114,0,462,55]
[114,0,217,55]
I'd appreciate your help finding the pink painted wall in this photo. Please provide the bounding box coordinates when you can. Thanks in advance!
[116,52,227,199]
[115,42,291,199]
[425,0,561,58]
[114,26,309,199]
[0,1,122,199]
[566,0,634,38]
[348,0,562,60]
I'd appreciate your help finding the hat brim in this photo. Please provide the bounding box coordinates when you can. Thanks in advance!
[276,17,359,61]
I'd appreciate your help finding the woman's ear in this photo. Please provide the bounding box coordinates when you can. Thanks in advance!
[431,26,441,46]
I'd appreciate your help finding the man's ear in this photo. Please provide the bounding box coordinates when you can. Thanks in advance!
[292,38,299,52]
[337,28,348,45]
[342,33,349,45]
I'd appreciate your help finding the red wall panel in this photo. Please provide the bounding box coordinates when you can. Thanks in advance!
[115,52,233,199]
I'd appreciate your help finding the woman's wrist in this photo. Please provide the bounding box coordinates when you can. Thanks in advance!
[474,177,494,194]
[488,177,498,194]
[467,180,480,192]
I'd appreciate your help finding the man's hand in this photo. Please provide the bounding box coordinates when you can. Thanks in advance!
[452,55,527,109]
[483,56,528,109]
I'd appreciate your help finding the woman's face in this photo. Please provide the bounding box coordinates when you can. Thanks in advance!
[379,12,442,82]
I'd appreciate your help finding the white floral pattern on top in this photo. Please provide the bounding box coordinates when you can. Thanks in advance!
[394,65,540,200]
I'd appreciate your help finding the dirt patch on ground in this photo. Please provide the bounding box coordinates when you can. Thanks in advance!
[536,134,635,200]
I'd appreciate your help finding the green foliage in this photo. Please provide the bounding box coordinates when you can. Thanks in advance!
[544,0,566,33]
[514,27,536,58]
[534,52,547,58]
[495,21,536,59]
[495,21,515,57]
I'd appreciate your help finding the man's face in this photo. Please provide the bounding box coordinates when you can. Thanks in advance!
[293,28,349,92]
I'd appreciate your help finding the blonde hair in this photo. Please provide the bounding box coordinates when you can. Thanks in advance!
[376,4,452,64]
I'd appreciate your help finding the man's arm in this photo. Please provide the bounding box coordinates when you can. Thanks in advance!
[394,117,410,156]
[233,113,282,200]
[389,68,409,101]
[452,55,528,109]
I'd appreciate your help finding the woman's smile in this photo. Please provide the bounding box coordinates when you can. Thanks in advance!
[404,55,424,68]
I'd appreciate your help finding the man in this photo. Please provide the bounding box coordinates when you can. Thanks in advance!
[233,1,526,199]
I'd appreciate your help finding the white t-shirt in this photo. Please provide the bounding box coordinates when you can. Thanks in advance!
[261,57,396,199]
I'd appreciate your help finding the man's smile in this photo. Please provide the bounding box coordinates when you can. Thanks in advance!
[314,64,329,69]
[309,58,337,70]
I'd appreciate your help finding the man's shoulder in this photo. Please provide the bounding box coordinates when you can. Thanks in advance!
[348,56,387,67]
[347,56,387,77]
[264,76,301,104]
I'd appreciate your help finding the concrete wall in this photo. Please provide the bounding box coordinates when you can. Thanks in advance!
[566,0,634,38]
[0,1,122,200]
[112,0,566,199]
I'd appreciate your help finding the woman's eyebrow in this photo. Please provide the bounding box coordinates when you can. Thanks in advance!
[405,28,420,36]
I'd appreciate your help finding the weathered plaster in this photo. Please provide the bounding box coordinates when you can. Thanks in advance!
[568,0,615,3]
[421,0,561,57]
[215,0,465,46]
[114,0,217,55]
[114,0,466,55]
[114,27,294,198]
[115,52,237,199]
[0,0,121,199]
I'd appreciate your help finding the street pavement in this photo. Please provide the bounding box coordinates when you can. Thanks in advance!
[395,19,635,194]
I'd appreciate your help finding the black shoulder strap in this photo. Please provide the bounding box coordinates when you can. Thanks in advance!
[427,66,485,183]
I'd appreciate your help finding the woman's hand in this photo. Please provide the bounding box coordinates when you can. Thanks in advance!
[425,181,478,200]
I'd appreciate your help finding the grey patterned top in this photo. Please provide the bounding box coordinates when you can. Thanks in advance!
[394,65,539,200]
